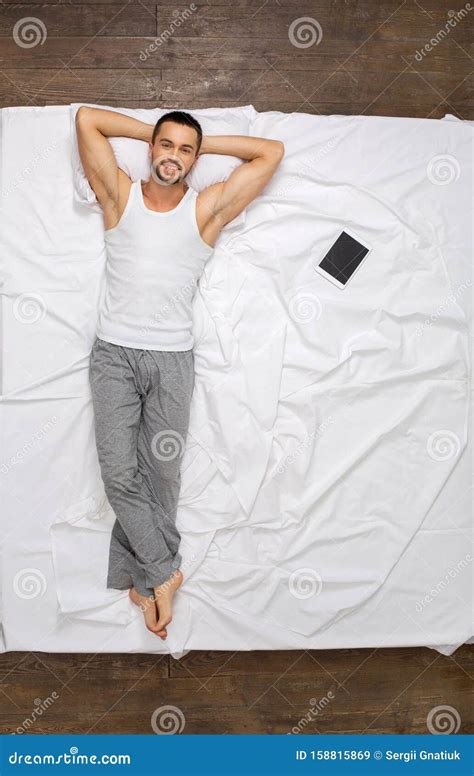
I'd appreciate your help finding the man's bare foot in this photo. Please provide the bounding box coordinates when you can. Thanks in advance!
[153,569,184,638]
[128,587,166,638]
[128,569,183,640]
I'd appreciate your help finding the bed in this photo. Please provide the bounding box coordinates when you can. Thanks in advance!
[0,104,471,658]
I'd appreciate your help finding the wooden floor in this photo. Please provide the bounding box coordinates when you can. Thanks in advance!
[0,0,472,735]
[0,646,472,734]
[0,0,472,117]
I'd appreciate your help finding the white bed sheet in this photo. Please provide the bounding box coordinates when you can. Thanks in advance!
[0,105,471,658]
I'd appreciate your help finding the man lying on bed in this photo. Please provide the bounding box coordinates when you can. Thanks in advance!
[76,107,284,640]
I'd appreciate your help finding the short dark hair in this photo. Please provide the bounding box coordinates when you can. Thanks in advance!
[151,110,202,154]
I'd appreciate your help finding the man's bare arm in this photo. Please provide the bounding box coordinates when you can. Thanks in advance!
[198,135,285,227]
[75,107,153,211]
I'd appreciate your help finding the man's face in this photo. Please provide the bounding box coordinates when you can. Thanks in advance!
[149,122,199,186]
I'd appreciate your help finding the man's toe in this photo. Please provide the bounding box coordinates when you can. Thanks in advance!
[155,615,171,632]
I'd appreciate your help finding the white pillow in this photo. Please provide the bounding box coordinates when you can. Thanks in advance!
[70,103,257,229]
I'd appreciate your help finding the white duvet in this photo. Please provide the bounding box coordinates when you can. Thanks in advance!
[0,105,471,658]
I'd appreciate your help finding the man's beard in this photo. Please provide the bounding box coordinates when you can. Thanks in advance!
[150,156,186,187]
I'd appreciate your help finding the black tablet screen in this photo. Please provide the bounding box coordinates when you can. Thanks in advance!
[318,231,369,285]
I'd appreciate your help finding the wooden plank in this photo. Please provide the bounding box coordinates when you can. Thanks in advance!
[0,68,163,106]
[0,651,169,684]
[158,67,472,116]
[0,37,471,76]
[0,0,156,3]
[0,0,466,8]
[169,647,378,679]
[152,1,473,43]
[0,4,157,37]
[0,93,467,118]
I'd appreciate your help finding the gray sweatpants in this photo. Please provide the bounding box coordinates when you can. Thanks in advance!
[88,336,195,597]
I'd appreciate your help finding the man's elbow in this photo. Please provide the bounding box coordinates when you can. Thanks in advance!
[272,140,285,159]
[75,106,91,127]
[269,140,285,162]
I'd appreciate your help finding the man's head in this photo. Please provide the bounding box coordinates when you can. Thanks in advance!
[149,111,202,187]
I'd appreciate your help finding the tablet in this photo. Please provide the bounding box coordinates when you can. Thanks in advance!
[314,228,371,289]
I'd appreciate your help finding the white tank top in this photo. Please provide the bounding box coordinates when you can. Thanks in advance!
[96,179,214,351]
